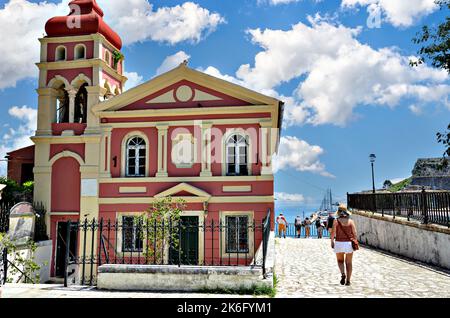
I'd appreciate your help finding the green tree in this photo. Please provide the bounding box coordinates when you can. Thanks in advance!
[383,180,393,189]
[135,196,186,264]
[411,1,450,72]
[437,124,450,167]
[412,1,450,167]
[0,234,42,284]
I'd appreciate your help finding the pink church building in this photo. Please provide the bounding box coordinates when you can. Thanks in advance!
[8,0,283,280]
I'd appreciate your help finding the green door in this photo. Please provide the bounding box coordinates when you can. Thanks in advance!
[169,216,199,265]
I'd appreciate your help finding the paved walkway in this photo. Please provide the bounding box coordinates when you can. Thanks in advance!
[1,284,256,298]
[3,238,450,298]
[275,238,450,298]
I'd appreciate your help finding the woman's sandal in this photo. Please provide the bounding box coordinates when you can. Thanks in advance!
[340,274,346,285]
[345,281,351,286]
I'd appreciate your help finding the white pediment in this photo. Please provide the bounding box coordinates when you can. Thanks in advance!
[146,85,223,104]
[154,183,211,199]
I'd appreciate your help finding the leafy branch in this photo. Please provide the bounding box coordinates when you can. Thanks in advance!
[135,196,186,264]
[0,234,42,284]
[410,0,450,72]
[437,123,450,168]
[112,50,124,69]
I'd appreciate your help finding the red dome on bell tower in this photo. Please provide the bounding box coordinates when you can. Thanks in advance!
[45,0,122,49]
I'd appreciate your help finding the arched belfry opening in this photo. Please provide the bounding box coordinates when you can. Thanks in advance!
[74,83,88,123]
[56,84,69,123]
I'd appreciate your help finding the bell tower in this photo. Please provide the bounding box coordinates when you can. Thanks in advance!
[36,0,126,136]
[32,0,126,232]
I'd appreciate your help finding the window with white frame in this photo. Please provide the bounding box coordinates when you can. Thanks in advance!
[225,215,249,253]
[122,216,143,252]
[226,134,249,176]
[126,137,146,177]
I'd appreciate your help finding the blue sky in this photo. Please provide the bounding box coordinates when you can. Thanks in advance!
[0,0,449,217]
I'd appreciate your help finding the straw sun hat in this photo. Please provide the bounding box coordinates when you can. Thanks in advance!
[335,203,351,217]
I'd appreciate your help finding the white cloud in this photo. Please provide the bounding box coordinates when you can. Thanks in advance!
[0,106,37,176]
[275,192,305,202]
[259,0,302,5]
[123,71,144,90]
[233,17,450,126]
[0,0,224,90]
[272,136,334,177]
[341,0,438,27]
[0,0,68,89]
[98,1,225,45]
[156,51,191,75]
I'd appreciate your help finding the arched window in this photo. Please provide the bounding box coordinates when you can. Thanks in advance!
[56,46,66,61]
[74,84,88,123]
[105,51,111,66]
[74,44,86,60]
[56,85,69,123]
[126,137,146,177]
[226,134,249,176]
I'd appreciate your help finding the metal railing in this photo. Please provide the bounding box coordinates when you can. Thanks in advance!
[262,209,271,278]
[1,248,6,285]
[275,223,330,238]
[0,201,14,233]
[347,190,450,227]
[64,214,272,286]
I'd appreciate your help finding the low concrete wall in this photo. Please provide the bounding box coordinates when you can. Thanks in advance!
[351,210,450,270]
[97,265,269,291]
[97,231,276,292]
[34,240,52,283]
[6,240,52,283]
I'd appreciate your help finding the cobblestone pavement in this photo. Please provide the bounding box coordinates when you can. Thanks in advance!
[275,238,450,298]
[1,284,257,298]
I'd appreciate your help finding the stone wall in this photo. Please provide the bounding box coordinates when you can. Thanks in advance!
[351,210,450,270]
[410,158,450,190]
[97,265,270,291]
[97,231,276,292]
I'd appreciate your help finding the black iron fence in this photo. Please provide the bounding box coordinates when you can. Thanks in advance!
[64,209,272,286]
[0,201,14,233]
[1,248,6,285]
[347,190,450,227]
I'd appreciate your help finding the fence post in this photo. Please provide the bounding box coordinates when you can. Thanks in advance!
[64,220,71,287]
[178,220,181,267]
[2,248,7,285]
[421,188,428,225]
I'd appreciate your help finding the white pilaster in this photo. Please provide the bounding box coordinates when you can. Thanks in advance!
[67,89,77,123]
[260,122,273,175]
[200,123,213,177]
[156,125,169,177]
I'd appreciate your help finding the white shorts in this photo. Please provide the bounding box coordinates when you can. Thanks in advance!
[334,241,353,254]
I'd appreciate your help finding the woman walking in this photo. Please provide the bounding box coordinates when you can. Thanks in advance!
[330,205,358,286]
[303,217,311,238]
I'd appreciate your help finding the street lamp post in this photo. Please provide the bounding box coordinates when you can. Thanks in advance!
[369,154,376,194]
[369,154,376,212]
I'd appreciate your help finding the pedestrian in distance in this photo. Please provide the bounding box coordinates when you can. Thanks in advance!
[316,217,325,239]
[326,211,335,235]
[294,215,302,238]
[303,217,311,238]
[330,204,359,286]
[276,213,288,238]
